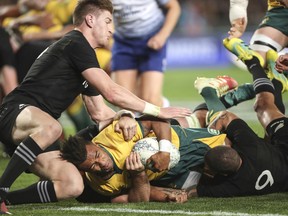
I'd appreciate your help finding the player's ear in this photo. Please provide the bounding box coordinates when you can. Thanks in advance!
[85,14,94,28]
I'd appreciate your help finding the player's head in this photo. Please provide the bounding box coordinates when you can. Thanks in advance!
[73,0,113,48]
[204,146,242,175]
[73,0,113,26]
[61,135,88,166]
[61,135,114,180]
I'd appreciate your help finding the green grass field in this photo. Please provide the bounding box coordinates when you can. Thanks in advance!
[1,66,288,216]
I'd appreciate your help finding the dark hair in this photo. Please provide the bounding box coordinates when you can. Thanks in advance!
[73,0,113,26]
[204,146,241,175]
[60,135,89,166]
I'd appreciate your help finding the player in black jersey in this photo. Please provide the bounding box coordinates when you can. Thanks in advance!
[187,39,288,198]
[0,0,191,214]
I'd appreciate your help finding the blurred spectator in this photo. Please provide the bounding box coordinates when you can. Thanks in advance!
[110,0,181,108]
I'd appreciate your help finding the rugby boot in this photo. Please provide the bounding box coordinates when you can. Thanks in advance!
[223,37,265,67]
[194,75,238,97]
[266,49,288,93]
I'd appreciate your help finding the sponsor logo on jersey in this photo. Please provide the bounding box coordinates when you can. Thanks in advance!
[19,104,27,110]
[82,81,88,88]
[270,119,285,133]
[274,122,284,133]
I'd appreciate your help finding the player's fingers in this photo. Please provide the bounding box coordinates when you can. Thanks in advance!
[123,126,136,141]
[135,152,145,170]
[126,127,134,141]
[127,152,137,167]
[130,125,137,139]
[114,123,121,133]
[135,152,141,163]
[122,128,129,140]
[125,156,131,169]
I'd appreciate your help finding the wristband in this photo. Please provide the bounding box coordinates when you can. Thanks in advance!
[113,110,135,120]
[159,139,172,153]
[229,0,248,22]
[143,102,160,117]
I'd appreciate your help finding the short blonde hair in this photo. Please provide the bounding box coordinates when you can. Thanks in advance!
[73,0,113,26]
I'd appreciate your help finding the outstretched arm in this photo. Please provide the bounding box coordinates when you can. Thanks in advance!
[150,186,188,203]
[111,185,188,203]
[82,68,192,119]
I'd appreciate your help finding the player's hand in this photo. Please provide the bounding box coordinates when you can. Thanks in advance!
[165,190,188,203]
[125,152,145,175]
[150,186,188,203]
[275,54,288,73]
[147,33,166,50]
[158,107,192,119]
[279,0,288,8]
[228,17,247,39]
[147,151,170,172]
[114,116,137,141]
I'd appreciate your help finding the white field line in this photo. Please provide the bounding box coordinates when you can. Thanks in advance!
[59,206,286,216]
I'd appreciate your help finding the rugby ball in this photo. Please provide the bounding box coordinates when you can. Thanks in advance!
[132,137,180,170]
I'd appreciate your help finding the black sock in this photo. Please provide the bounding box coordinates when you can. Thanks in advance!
[6,181,58,205]
[0,136,43,191]
[245,57,266,79]
[244,57,274,94]
[272,79,285,114]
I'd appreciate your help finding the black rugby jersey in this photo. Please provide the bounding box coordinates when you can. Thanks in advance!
[3,30,100,119]
[197,119,288,197]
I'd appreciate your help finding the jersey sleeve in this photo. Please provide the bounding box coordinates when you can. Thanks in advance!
[82,85,100,96]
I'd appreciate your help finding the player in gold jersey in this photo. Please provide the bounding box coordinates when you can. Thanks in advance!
[59,113,227,203]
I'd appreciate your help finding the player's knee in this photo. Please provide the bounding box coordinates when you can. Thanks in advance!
[66,181,84,198]
[43,120,63,142]
[56,173,84,199]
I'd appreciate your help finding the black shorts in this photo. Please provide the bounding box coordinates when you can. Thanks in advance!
[76,180,111,203]
[0,103,30,156]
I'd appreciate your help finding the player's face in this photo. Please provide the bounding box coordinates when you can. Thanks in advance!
[91,10,113,48]
[78,144,114,179]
